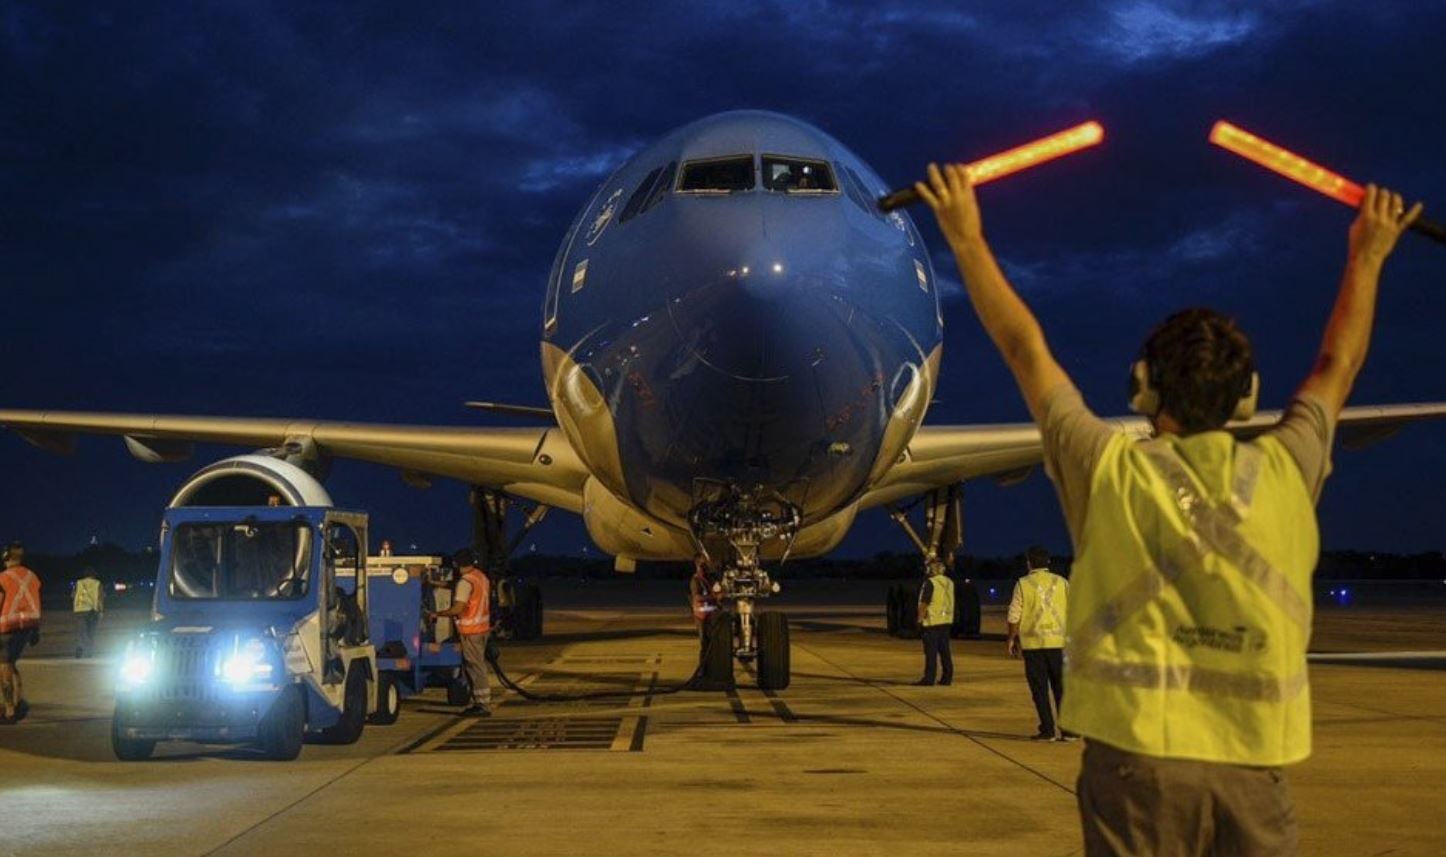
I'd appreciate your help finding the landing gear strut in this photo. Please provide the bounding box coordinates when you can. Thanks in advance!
[886,485,981,639]
[470,486,550,641]
[689,486,798,691]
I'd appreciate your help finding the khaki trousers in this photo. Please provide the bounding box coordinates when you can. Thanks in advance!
[1077,740,1297,856]
[458,633,492,706]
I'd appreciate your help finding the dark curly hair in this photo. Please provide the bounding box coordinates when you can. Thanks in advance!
[1141,308,1254,433]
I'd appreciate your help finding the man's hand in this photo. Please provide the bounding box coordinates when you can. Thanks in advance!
[1349,185,1423,266]
[914,163,984,250]
[1007,637,1020,659]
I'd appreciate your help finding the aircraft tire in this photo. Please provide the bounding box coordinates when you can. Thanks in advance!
[447,672,472,706]
[696,611,734,690]
[885,586,900,636]
[951,580,982,639]
[756,612,791,691]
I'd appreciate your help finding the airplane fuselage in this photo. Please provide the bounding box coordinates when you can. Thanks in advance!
[540,111,942,561]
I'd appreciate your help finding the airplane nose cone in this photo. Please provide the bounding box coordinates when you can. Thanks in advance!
[668,261,842,381]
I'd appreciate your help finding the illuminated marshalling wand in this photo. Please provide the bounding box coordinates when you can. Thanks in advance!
[877,121,1105,212]
[1210,120,1446,247]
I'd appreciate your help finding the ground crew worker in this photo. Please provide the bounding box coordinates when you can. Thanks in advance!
[0,542,43,724]
[689,553,719,638]
[72,567,104,658]
[913,560,954,686]
[919,162,1421,854]
[1006,546,1071,741]
[428,549,493,716]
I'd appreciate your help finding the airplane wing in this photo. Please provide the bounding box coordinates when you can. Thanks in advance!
[0,410,588,513]
[860,402,1446,510]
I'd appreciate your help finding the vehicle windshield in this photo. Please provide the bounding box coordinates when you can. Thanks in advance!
[169,520,313,600]
[678,155,754,192]
[762,156,836,192]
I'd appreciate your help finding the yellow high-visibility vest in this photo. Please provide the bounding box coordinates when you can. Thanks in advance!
[73,576,103,613]
[1017,571,1067,650]
[1058,430,1317,766]
[920,574,954,627]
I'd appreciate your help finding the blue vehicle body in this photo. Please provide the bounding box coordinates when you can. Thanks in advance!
[365,560,463,698]
[114,505,368,743]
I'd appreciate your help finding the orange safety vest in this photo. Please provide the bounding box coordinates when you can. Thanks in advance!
[0,566,42,633]
[690,573,718,622]
[456,569,491,636]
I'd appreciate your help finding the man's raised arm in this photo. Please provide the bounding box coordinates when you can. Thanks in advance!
[1298,184,1422,417]
[916,163,1070,423]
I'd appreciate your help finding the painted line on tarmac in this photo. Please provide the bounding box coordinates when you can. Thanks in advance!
[723,686,752,723]
[738,663,798,722]
[1309,650,1446,661]
[611,670,657,752]
[794,641,1076,796]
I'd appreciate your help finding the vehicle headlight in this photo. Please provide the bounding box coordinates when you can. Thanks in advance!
[119,648,156,686]
[219,636,275,687]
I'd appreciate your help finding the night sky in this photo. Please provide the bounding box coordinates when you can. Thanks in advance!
[3,2,1444,560]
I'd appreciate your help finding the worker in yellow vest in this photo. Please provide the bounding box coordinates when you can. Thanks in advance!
[72,567,104,658]
[913,560,954,686]
[1006,546,1071,741]
[918,162,1421,854]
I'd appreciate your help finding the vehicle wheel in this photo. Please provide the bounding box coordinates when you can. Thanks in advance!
[695,611,734,690]
[447,672,472,707]
[111,714,155,761]
[756,611,791,691]
[258,685,305,761]
[368,673,401,725]
[318,665,367,745]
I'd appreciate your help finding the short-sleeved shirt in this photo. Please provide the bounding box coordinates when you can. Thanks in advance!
[1039,384,1336,550]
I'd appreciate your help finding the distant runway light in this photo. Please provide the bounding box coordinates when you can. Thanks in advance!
[1210,120,1446,246]
[879,121,1105,212]
[772,262,784,274]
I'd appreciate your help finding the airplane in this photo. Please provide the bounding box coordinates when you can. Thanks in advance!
[5,110,1446,690]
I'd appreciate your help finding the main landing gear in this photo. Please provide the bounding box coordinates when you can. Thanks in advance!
[884,485,981,640]
[690,487,798,691]
[471,486,550,641]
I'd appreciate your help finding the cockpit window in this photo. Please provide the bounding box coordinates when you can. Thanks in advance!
[762,156,837,193]
[678,156,755,192]
[618,165,663,224]
[641,161,677,213]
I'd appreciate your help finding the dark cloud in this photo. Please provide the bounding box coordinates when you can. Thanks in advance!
[2,0,1444,558]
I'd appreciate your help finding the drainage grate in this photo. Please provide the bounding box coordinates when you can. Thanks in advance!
[436,717,630,751]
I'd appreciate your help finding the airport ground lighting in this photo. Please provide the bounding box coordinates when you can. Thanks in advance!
[878,120,1105,212]
[1210,120,1446,246]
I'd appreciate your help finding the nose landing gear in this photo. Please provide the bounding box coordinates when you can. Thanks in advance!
[689,487,798,691]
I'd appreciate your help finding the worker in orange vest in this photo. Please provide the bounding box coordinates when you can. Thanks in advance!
[0,542,43,724]
[428,548,493,716]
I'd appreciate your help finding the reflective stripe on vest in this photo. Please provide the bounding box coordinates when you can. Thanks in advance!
[1018,572,1066,650]
[920,575,954,626]
[1059,432,1318,766]
[0,567,42,633]
[74,577,102,613]
[456,570,491,636]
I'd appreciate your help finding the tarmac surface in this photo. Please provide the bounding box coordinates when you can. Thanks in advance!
[2,580,1444,857]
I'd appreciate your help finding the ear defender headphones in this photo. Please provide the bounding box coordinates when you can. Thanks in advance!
[1128,360,1260,421]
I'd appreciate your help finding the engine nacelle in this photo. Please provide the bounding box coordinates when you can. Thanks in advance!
[169,455,333,509]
